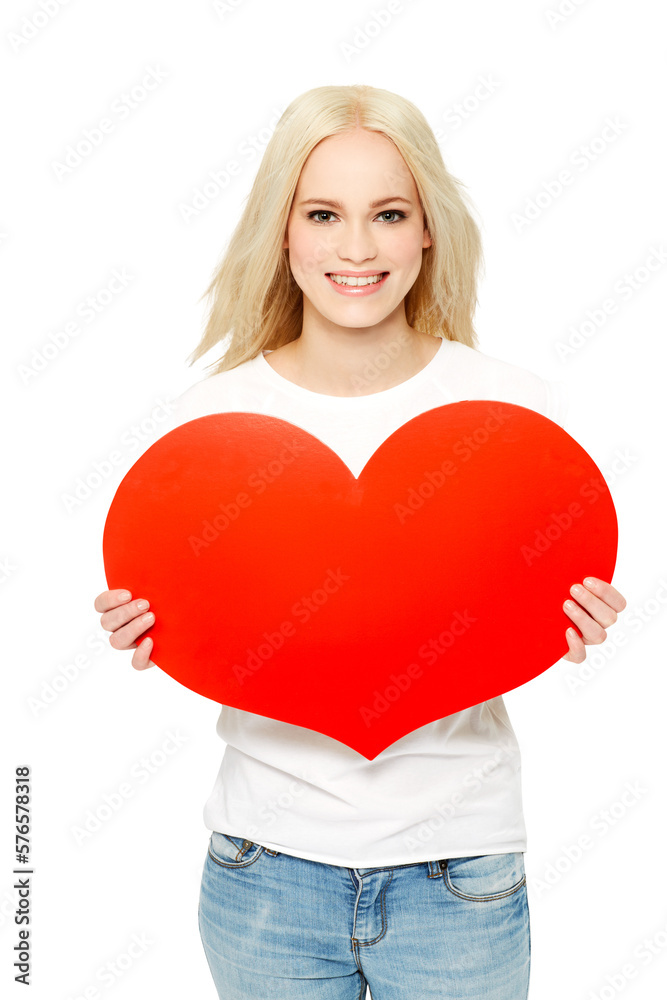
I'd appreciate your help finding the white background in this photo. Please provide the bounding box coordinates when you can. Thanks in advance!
[2,1,666,998]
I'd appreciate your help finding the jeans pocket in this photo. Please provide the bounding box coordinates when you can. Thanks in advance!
[443,852,526,901]
[207,831,264,869]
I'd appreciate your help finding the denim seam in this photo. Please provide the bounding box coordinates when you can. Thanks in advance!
[352,870,393,948]
[443,871,526,901]
[207,845,265,870]
[350,861,424,878]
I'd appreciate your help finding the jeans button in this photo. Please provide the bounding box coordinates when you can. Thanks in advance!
[242,840,252,850]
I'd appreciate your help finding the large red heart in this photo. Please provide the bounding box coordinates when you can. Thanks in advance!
[103,401,617,759]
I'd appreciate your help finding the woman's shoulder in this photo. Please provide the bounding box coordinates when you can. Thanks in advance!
[157,354,264,437]
[443,340,569,426]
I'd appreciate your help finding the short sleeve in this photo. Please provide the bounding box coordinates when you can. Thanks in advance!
[153,380,208,442]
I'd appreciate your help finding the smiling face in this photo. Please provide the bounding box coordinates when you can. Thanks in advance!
[282,129,432,334]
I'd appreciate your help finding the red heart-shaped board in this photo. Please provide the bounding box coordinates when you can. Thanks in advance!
[103,402,618,759]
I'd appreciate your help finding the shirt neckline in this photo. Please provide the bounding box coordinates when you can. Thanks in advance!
[255,336,448,404]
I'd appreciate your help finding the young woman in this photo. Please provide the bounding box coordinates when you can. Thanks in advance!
[94,84,625,999]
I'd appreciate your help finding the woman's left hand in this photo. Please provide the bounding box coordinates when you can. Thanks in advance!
[562,577,627,663]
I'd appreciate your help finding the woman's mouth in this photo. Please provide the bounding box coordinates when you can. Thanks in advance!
[325,272,389,296]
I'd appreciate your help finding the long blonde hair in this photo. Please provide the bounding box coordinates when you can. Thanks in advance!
[187,84,484,376]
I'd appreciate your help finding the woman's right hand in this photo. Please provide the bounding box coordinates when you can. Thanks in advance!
[94,589,156,670]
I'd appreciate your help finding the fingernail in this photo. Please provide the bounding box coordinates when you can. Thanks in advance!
[583,577,597,588]
[136,600,149,611]
[119,590,131,601]
[141,612,154,623]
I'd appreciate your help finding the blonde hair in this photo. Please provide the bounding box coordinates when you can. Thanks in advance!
[187,84,484,376]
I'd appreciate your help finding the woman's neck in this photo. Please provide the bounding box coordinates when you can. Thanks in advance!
[264,327,440,397]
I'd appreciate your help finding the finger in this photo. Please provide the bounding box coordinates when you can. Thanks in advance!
[580,577,627,613]
[568,583,619,628]
[562,625,586,663]
[108,611,155,651]
[131,636,155,670]
[563,599,607,645]
[94,588,132,613]
[100,598,151,634]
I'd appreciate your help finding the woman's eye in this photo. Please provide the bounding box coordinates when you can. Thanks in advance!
[307,210,406,225]
[309,211,334,224]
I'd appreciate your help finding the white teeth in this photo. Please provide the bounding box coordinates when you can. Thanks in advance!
[328,273,385,286]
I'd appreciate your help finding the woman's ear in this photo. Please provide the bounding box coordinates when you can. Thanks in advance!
[423,228,433,249]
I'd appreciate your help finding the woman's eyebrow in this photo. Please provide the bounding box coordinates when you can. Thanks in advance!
[298,196,412,209]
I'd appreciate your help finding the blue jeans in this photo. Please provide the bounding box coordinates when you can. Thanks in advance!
[198,831,530,999]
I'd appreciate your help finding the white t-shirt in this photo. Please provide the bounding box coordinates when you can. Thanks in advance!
[160,336,569,868]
